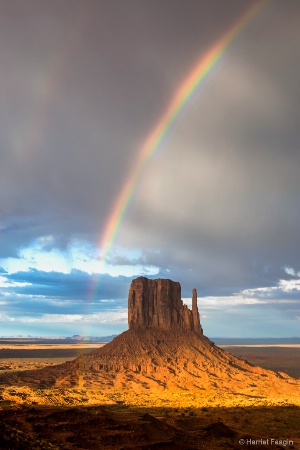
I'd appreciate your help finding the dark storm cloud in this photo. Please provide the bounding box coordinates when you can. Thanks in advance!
[0,268,132,335]
[0,0,268,255]
[1,0,300,334]
[113,0,300,295]
[2,295,126,319]
[2,269,131,302]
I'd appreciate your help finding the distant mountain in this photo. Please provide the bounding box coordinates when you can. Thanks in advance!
[65,335,117,342]
[0,335,117,344]
[1,335,299,344]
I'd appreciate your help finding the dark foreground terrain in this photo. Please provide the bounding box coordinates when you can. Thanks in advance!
[0,404,299,450]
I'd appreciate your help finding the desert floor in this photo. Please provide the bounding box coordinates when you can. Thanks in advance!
[1,341,299,378]
[0,342,105,373]
[220,344,300,379]
[0,342,299,449]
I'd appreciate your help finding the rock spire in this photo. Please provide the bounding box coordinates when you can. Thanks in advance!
[128,277,203,334]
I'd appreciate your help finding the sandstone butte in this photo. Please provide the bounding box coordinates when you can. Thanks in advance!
[1,277,299,408]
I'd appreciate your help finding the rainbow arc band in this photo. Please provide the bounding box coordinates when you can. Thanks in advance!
[99,0,269,261]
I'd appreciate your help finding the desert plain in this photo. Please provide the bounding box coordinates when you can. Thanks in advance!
[1,340,300,380]
[0,339,299,450]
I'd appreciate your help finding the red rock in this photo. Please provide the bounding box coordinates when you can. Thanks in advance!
[2,277,298,408]
[128,277,203,334]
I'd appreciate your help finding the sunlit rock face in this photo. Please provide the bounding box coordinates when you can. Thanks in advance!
[128,277,203,334]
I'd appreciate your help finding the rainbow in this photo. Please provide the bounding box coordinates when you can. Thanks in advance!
[99,0,269,262]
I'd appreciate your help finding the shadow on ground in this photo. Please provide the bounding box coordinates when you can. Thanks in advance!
[0,404,299,450]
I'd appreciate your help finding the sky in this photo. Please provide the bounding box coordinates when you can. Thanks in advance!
[1,0,300,338]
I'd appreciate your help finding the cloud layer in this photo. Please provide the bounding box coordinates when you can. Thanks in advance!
[1,1,300,336]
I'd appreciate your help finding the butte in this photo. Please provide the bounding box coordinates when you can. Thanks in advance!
[2,277,299,407]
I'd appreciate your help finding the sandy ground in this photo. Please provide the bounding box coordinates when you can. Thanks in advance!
[221,345,300,379]
[0,343,106,373]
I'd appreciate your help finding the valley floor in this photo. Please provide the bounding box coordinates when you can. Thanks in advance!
[0,342,299,449]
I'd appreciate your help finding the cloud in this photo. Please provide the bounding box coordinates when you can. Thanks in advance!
[0,268,130,336]
[0,238,159,279]
[284,266,297,277]
[1,1,300,336]
[0,263,299,338]
[5,311,127,325]
[0,268,132,302]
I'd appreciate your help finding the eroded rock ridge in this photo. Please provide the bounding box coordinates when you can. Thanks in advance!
[128,277,203,334]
